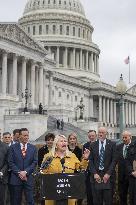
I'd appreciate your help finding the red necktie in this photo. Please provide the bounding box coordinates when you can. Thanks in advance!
[22,145,26,158]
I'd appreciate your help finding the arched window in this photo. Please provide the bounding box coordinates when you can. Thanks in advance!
[48,0,50,4]
[53,25,56,34]
[73,27,75,36]
[39,25,42,35]
[86,30,89,39]
[75,96,77,101]
[33,26,35,35]
[78,28,80,37]
[67,94,70,99]
[66,26,69,35]
[46,25,49,34]
[83,29,85,38]
[60,25,63,35]
[59,92,61,97]
[53,0,56,4]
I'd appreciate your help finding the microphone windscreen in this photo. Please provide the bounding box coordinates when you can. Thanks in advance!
[60,158,65,166]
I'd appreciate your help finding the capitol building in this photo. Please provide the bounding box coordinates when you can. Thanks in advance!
[0,0,136,140]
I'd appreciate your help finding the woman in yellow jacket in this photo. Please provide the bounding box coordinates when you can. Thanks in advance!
[41,134,90,205]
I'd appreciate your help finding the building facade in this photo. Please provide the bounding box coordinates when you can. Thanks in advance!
[0,0,136,140]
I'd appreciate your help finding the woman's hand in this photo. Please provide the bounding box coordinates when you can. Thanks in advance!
[83,148,90,160]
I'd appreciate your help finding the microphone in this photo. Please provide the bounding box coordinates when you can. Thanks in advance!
[60,158,65,173]
[41,156,53,169]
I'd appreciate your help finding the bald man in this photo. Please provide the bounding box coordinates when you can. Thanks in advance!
[117,131,132,205]
[89,127,116,205]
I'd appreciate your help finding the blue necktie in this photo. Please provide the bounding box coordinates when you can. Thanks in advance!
[99,141,105,170]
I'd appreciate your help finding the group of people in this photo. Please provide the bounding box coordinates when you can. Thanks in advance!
[0,128,37,205]
[56,119,64,130]
[0,127,136,205]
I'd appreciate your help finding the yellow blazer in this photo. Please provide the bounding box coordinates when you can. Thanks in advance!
[42,151,88,205]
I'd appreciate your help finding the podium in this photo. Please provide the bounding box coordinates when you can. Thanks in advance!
[40,173,86,205]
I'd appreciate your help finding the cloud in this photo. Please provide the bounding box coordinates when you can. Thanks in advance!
[0,0,136,86]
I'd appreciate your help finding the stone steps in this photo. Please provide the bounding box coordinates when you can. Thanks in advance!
[36,116,88,144]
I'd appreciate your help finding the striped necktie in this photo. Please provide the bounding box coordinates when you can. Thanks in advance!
[99,141,105,170]
[123,145,128,159]
[22,144,26,158]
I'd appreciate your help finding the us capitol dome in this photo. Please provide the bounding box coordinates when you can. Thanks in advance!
[19,0,100,81]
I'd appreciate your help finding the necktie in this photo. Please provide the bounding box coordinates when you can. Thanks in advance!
[22,144,26,158]
[99,141,105,170]
[123,145,128,159]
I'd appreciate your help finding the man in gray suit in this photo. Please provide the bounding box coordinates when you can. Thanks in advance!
[0,140,8,205]
[89,127,116,205]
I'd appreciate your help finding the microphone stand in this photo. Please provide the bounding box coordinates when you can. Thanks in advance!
[56,158,68,205]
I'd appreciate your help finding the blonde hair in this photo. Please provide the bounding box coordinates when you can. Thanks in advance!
[68,132,78,146]
[51,134,71,156]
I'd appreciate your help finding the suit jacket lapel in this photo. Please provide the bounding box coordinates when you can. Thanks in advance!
[121,144,124,159]
[104,139,110,162]
[96,140,99,160]
[16,143,23,158]
[25,143,30,158]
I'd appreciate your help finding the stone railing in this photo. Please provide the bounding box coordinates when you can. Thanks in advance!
[4,108,48,116]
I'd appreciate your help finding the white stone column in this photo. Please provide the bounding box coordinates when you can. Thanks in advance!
[90,52,93,72]
[12,54,17,95]
[48,46,51,54]
[125,101,128,125]
[80,49,82,69]
[103,97,106,123]
[64,47,68,68]
[31,61,35,106]
[89,96,94,118]
[94,54,97,73]
[39,66,43,104]
[43,72,46,106]
[128,102,131,125]
[22,57,26,93]
[56,46,59,67]
[106,98,109,123]
[86,51,88,70]
[134,103,136,125]
[114,101,116,124]
[76,51,79,69]
[132,102,134,125]
[35,68,39,105]
[96,55,99,74]
[2,52,8,94]
[72,48,75,69]
[110,99,113,124]
[99,96,102,121]
[48,71,53,107]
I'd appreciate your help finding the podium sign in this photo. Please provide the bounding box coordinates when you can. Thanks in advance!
[40,173,86,200]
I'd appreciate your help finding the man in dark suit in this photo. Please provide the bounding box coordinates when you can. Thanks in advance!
[8,128,37,205]
[12,129,20,144]
[117,130,132,205]
[0,140,8,205]
[126,140,136,205]
[83,130,97,205]
[89,127,116,205]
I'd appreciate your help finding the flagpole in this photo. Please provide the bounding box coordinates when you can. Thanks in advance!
[129,56,130,84]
